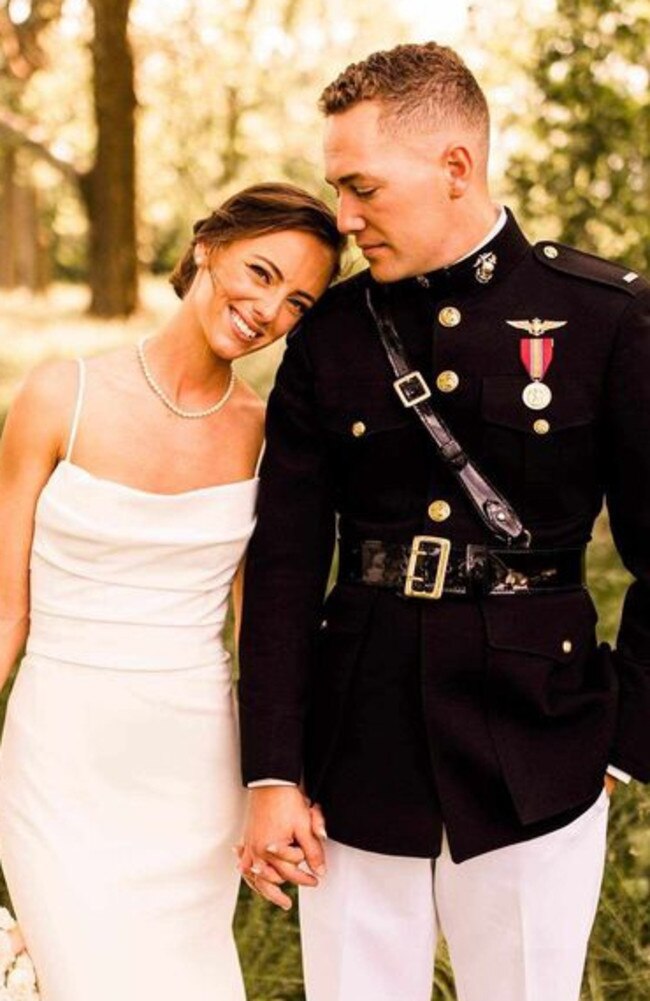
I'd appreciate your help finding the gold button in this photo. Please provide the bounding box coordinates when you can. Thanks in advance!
[438,306,461,328]
[428,500,451,522]
[351,421,366,437]
[543,245,559,259]
[533,419,550,435]
[436,370,459,393]
[562,639,573,654]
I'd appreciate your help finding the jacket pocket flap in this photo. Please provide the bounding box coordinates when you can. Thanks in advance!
[322,409,411,436]
[481,375,593,432]
[321,381,413,436]
[482,590,598,660]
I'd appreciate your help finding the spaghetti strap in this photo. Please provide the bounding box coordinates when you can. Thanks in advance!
[65,359,86,463]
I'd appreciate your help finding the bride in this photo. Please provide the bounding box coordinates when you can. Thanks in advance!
[0,182,342,1001]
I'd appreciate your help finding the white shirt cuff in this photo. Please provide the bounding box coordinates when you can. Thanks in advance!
[606,764,632,784]
[247,779,298,788]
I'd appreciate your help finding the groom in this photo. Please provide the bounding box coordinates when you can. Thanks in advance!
[239,41,650,1000]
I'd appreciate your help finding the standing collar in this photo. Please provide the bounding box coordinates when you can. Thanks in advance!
[373,208,530,302]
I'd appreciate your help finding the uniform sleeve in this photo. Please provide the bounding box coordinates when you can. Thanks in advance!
[238,329,335,784]
[604,290,650,781]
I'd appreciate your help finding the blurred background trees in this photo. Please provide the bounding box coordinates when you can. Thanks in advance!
[0,0,137,313]
[0,0,440,314]
[86,0,137,315]
[504,0,649,274]
[1,0,647,316]
[0,0,66,292]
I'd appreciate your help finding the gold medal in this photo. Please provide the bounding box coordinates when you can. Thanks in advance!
[522,381,552,410]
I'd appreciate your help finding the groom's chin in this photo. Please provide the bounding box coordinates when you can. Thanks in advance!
[365,256,409,285]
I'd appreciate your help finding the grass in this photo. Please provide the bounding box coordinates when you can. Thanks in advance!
[0,283,649,999]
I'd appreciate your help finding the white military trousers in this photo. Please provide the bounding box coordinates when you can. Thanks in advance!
[299,789,609,1001]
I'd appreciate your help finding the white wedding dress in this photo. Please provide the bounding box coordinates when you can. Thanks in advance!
[0,360,256,1001]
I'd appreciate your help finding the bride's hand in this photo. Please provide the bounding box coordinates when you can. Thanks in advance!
[236,847,294,910]
[238,787,327,910]
[239,799,328,910]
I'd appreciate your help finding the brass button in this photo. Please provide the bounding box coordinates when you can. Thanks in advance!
[533,419,550,435]
[562,639,573,654]
[428,500,451,522]
[436,370,459,393]
[351,421,366,438]
[438,306,461,328]
[543,245,559,259]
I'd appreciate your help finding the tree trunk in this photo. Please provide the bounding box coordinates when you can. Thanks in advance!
[14,178,49,291]
[0,147,50,291]
[0,148,18,288]
[86,0,137,317]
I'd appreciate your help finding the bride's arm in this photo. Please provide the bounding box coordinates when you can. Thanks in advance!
[231,559,244,652]
[0,362,70,693]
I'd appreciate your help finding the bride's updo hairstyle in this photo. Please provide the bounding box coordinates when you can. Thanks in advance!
[170,182,344,299]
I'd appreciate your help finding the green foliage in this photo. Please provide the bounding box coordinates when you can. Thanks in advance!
[586,784,650,1000]
[505,0,650,274]
[235,888,305,1001]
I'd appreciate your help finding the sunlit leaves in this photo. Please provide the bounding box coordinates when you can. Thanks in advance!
[505,0,650,273]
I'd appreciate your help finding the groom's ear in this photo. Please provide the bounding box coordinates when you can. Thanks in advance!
[436,142,470,200]
[444,143,473,199]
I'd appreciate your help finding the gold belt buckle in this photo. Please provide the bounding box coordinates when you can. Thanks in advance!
[404,535,451,599]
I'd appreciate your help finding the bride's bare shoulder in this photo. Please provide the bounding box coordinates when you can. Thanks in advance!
[8,343,135,442]
[12,356,79,419]
[3,358,81,461]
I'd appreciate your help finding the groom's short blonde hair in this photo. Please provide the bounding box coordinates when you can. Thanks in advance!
[319,41,489,146]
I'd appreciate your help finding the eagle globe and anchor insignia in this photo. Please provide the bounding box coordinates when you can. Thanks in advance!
[506,318,568,411]
[474,251,497,284]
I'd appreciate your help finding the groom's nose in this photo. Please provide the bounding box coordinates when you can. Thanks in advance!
[336,194,365,235]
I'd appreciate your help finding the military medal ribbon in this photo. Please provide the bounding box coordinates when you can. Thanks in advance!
[520,337,554,381]
[520,337,554,410]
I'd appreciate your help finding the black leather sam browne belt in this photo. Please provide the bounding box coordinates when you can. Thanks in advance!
[339,540,586,598]
[355,286,585,599]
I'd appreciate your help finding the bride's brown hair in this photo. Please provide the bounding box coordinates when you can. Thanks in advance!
[170,182,344,299]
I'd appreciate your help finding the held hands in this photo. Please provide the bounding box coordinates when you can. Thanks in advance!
[236,773,617,909]
[237,787,327,911]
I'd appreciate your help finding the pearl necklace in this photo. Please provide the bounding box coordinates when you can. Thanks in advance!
[137,338,236,419]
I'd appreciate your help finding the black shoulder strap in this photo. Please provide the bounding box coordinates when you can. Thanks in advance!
[366,287,530,547]
[533,242,649,297]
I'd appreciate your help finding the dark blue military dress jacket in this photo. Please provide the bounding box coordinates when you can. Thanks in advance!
[239,211,650,862]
